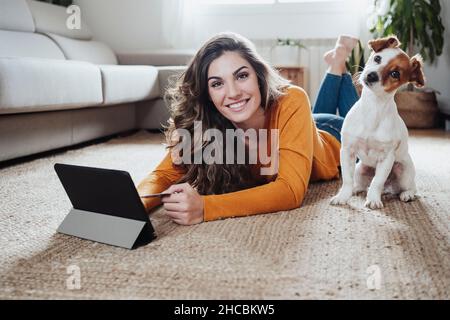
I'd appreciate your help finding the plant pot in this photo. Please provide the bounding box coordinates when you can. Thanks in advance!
[271,46,300,67]
[394,91,439,129]
[437,100,450,131]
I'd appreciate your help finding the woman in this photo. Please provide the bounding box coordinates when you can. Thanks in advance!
[137,32,359,225]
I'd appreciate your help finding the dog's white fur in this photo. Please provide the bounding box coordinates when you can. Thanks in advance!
[331,36,424,209]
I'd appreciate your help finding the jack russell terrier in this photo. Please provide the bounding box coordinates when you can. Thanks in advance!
[331,35,425,209]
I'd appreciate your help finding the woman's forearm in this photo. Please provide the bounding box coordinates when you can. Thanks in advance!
[202,175,309,221]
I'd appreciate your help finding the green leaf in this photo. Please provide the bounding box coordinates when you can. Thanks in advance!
[368,0,445,63]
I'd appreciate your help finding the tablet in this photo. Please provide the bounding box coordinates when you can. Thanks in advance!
[54,163,156,249]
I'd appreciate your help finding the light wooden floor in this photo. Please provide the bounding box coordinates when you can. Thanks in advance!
[409,128,450,138]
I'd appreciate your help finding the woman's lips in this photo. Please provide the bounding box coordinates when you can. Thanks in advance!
[226,99,249,112]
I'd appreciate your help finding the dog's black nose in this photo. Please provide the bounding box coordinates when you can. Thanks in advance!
[367,72,379,83]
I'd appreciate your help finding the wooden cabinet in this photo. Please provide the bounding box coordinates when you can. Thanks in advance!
[276,66,305,88]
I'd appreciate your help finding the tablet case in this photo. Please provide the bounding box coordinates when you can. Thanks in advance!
[54,163,156,249]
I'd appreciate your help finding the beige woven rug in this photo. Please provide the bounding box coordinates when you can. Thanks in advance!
[0,130,449,299]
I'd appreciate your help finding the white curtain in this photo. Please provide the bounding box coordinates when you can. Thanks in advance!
[161,0,196,49]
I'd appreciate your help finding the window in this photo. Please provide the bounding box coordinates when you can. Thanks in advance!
[278,0,339,2]
[200,0,341,4]
[197,0,348,15]
[202,0,273,4]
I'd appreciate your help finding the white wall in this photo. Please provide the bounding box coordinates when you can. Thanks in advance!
[190,0,366,47]
[74,0,165,51]
[75,0,368,51]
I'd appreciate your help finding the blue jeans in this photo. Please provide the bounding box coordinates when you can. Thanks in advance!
[312,73,359,143]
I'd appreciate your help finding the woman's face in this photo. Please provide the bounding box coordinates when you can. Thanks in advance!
[207,51,262,128]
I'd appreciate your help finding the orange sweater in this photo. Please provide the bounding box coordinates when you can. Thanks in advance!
[137,86,341,221]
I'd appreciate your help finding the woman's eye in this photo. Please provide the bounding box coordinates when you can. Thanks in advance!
[237,72,249,80]
[390,71,400,79]
[374,55,382,64]
[211,81,223,88]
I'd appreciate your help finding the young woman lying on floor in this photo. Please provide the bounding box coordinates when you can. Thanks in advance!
[137,32,360,225]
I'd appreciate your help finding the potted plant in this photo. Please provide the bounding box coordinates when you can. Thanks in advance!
[346,40,366,76]
[271,38,306,67]
[368,0,445,129]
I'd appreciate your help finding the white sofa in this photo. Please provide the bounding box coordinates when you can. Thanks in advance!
[0,0,194,162]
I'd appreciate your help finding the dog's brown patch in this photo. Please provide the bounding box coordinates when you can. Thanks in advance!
[381,52,425,93]
[409,54,425,87]
[368,35,401,53]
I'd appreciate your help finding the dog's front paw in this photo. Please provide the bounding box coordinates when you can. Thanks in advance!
[400,190,416,202]
[330,189,352,206]
[364,196,384,209]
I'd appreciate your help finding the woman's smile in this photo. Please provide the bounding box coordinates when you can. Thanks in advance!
[226,98,250,112]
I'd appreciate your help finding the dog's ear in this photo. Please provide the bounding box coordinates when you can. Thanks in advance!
[409,54,425,87]
[368,35,401,53]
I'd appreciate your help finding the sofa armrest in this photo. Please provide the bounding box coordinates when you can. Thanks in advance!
[117,49,195,66]
[157,66,187,97]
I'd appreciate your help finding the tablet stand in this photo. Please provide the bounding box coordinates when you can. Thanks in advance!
[57,208,155,249]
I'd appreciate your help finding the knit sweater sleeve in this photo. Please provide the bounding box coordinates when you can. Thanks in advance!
[137,151,185,212]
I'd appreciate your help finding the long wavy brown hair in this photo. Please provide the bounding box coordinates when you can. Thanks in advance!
[164,32,289,195]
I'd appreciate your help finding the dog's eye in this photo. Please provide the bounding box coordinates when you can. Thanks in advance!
[374,55,382,64]
[390,71,400,79]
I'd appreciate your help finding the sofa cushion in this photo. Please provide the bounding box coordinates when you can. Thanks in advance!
[46,32,118,65]
[27,0,92,40]
[0,30,65,59]
[0,57,103,114]
[99,65,160,105]
[0,0,35,32]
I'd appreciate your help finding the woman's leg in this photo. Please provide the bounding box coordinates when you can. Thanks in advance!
[313,114,344,143]
[312,73,342,114]
[337,73,360,118]
[312,35,358,115]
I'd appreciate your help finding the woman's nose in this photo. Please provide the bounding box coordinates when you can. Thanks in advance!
[227,82,242,99]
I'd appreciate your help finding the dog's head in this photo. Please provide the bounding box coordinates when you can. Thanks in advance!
[360,35,425,95]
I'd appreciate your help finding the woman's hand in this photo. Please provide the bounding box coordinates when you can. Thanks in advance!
[161,183,204,225]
